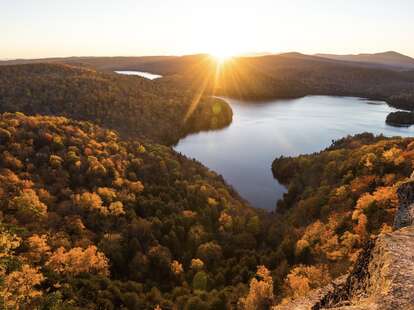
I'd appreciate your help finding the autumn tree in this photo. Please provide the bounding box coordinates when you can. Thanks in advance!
[284,265,331,298]
[11,189,47,218]
[0,264,45,309]
[25,234,51,263]
[239,265,274,310]
[46,245,109,276]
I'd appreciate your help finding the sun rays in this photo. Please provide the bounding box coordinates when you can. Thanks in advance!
[183,56,229,124]
[182,54,264,126]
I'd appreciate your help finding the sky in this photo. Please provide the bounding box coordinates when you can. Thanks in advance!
[2,0,414,59]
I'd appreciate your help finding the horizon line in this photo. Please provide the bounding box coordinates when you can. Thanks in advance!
[1,50,414,61]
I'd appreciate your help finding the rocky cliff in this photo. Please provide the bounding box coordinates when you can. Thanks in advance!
[274,180,414,310]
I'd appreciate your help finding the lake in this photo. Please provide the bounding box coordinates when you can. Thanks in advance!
[174,96,414,210]
[115,70,162,80]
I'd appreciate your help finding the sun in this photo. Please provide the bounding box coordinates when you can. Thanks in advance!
[208,45,239,63]
[209,50,234,63]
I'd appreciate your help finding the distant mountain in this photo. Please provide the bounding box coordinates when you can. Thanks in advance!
[316,51,414,70]
[238,51,273,57]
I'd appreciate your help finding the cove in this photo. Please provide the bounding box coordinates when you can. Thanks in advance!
[174,96,414,211]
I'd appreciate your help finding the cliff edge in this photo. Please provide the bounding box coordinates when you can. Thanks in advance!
[274,180,414,310]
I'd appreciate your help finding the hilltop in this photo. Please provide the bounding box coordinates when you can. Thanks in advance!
[316,51,414,70]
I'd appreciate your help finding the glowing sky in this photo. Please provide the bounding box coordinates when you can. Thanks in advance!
[2,0,414,58]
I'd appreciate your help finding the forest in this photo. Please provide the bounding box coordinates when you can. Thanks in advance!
[1,60,414,309]
[0,63,232,145]
[271,133,414,304]
[4,53,414,109]
[2,116,413,309]
[0,113,269,309]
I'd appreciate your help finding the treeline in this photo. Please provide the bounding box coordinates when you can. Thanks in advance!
[0,63,232,145]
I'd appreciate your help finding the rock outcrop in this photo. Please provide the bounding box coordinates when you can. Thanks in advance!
[314,227,414,309]
[274,180,414,310]
[394,179,414,228]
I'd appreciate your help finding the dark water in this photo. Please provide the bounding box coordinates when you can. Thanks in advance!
[115,70,162,80]
[174,96,414,210]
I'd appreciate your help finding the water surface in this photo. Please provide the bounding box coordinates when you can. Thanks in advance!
[115,70,162,80]
[175,96,414,210]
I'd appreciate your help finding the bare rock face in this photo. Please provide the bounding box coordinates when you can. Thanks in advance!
[363,226,414,309]
[332,226,414,310]
[394,180,414,229]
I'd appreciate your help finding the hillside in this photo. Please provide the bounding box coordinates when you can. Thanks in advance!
[2,60,414,309]
[275,179,414,310]
[316,51,414,70]
[3,54,414,112]
[275,226,414,309]
[0,63,232,145]
[224,54,414,107]
[267,133,414,304]
[0,113,271,309]
[0,86,413,309]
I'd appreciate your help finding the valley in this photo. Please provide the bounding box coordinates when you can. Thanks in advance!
[3,1,414,308]
[1,53,414,309]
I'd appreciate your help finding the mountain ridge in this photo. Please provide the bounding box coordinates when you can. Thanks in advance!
[316,51,414,70]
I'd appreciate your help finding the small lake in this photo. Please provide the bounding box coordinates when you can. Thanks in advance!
[115,70,162,80]
[174,96,414,210]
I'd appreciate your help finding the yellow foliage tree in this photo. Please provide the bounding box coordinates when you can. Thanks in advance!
[218,211,233,231]
[0,228,21,260]
[0,264,45,309]
[11,189,47,217]
[46,245,109,276]
[356,186,397,211]
[76,192,110,215]
[239,265,274,310]
[97,187,117,203]
[190,258,204,271]
[295,239,310,257]
[285,265,331,298]
[170,260,183,275]
[128,181,144,194]
[26,234,51,263]
[109,201,125,216]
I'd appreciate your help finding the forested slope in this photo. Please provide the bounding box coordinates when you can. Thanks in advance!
[269,133,414,303]
[0,113,269,309]
[0,63,232,145]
